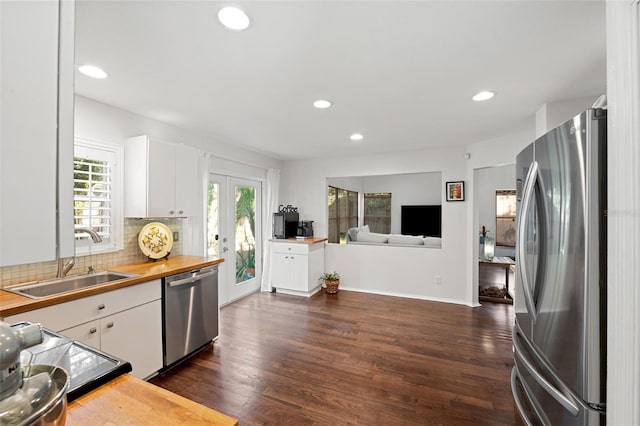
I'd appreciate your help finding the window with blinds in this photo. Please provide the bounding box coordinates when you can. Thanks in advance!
[327,185,358,244]
[363,192,391,234]
[495,189,516,247]
[73,140,122,253]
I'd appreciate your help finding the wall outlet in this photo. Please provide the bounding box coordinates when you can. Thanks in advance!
[173,231,179,241]
[435,275,441,285]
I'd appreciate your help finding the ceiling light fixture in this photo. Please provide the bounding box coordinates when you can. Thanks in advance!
[78,65,108,79]
[472,91,495,101]
[218,6,251,31]
[350,133,364,141]
[313,99,332,109]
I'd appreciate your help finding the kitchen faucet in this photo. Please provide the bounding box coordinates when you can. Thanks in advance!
[56,228,103,278]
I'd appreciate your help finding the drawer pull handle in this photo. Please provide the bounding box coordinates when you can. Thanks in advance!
[89,327,97,334]
[106,322,114,329]
[97,304,105,310]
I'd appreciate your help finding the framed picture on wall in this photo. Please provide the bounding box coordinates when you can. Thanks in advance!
[446,181,465,202]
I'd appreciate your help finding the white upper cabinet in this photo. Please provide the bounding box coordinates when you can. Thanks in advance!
[125,135,200,218]
[0,0,75,266]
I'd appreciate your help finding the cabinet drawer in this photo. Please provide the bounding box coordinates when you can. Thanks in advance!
[60,320,101,349]
[271,242,308,255]
[5,279,161,332]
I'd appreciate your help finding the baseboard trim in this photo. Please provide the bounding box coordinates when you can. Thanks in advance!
[339,286,468,306]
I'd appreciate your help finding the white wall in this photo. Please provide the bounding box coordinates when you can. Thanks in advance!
[281,145,469,304]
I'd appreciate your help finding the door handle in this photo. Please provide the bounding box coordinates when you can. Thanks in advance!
[168,270,217,287]
[512,325,580,416]
[517,160,539,322]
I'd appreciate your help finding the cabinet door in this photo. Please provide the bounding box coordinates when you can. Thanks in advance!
[174,145,199,216]
[0,1,59,266]
[100,300,162,379]
[271,252,291,289]
[60,320,101,350]
[147,140,177,217]
[288,254,309,292]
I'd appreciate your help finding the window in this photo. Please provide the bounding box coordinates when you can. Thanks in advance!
[327,186,358,244]
[496,190,516,246]
[74,139,122,254]
[364,192,391,234]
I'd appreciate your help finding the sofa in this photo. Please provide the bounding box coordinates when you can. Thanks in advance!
[346,225,442,248]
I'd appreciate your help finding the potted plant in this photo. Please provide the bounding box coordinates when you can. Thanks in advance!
[320,271,340,294]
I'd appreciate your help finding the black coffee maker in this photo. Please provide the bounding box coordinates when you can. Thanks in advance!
[296,221,314,238]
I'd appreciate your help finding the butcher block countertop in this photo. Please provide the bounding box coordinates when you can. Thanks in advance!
[67,374,238,426]
[0,256,223,317]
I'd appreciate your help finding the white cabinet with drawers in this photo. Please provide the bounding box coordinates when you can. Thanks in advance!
[5,280,163,379]
[270,241,325,297]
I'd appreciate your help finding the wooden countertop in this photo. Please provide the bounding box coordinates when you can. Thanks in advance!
[67,374,238,426]
[270,237,328,245]
[0,256,223,317]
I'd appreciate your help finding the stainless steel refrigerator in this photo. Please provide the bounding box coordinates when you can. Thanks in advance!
[511,108,607,425]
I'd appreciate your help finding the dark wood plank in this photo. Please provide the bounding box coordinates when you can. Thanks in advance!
[151,290,520,425]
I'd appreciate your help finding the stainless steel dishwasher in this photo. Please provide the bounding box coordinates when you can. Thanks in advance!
[162,265,219,368]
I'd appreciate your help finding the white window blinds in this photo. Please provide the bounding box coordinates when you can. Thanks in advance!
[73,140,121,253]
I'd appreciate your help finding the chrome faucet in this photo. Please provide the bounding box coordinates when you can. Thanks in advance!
[75,228,103,243]
[57,257,75,278]
[56,228,103,278]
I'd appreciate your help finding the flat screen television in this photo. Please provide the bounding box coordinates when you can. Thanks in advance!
[401,205,441,237]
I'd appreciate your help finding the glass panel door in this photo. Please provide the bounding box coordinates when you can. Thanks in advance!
[229,177,262,302]
[234,184,256,284]
[207,174,262,305]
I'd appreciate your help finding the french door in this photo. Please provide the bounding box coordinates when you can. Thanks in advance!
[207,174,262,305]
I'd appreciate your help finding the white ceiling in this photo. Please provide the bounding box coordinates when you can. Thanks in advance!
[74,0,606,161]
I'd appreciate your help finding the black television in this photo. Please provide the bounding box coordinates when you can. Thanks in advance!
[401,205,441,237]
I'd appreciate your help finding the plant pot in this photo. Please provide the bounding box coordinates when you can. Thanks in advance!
[325,279,339,294]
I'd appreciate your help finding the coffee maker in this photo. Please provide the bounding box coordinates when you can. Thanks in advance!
[296,221,314,238]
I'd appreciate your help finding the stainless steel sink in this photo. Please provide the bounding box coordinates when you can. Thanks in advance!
[6,271,138,299]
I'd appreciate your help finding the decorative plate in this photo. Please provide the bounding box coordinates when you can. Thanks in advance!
[138,222,173,259]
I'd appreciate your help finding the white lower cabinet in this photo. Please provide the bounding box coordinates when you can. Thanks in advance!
[5,280,162,379]
[271,241,325,296]
[60,300,162,379]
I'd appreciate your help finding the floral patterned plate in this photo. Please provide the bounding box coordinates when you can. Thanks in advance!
[138,222,173,259]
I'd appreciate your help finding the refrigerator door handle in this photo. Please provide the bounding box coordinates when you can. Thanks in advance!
[517,160,539,322]
[512,326,580,416]
[511,367,552,426]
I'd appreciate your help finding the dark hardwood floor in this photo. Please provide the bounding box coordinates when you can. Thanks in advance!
[150,290,519,425]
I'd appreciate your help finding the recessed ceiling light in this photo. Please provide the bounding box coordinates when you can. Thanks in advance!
[218,6,251,31]
[350,133,364,141]
[313,100,332,109]
[78,65,108,79]
[472,91,495,101]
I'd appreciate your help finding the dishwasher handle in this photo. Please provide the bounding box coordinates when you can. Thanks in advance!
[167,270,217,287]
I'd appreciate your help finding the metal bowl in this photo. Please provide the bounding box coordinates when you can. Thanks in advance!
[0,365,69,426]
